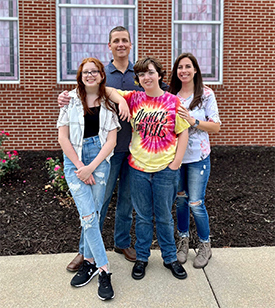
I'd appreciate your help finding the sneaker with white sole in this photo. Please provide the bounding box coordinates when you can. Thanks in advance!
[193,242,212,268]
[97,270,115,301]
[177,237,189,264]
[70,260,99,287]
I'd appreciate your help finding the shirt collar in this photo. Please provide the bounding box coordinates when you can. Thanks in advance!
[108,59,134,74]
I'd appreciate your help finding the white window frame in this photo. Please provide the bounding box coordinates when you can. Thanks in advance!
[0,0,19,84]
[56,0,138,84]
[172,0,224,85]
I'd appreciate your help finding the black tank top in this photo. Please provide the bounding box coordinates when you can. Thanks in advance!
[83,106,101,138]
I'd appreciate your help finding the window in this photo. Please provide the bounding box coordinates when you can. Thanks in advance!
[57,0,137,83]
[0,0,19,83]
[173,0,223,84]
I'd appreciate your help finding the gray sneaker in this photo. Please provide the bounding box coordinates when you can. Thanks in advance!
[176,237,189,264]
[193,242,212,268]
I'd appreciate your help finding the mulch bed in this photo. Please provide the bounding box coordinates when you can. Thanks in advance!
[0,146,274,256]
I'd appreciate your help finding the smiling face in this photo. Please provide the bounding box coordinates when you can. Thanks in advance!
[137,63,161,92]
[81,62,103,89]
[177,57,197,85]
[108,30,132,60]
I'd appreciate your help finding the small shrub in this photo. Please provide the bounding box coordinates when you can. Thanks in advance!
[0,131,20,179]
[45,157,69,193]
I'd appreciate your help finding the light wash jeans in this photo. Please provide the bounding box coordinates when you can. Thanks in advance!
[99,151,133,249]
[176,155,211,242]
[129,165,179,264]
[64,136,110,268]
[78,151,133,253]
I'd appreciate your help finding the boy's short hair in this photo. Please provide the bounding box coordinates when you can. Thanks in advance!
[109,26,131,43]
[134,57,166,87]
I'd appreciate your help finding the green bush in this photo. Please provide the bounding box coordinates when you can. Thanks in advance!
[45,157,69,193]
[0,131,20,179]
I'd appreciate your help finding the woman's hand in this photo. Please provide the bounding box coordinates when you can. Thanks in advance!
[84,174,96,185]
[75,165,94,182]
[178,105,195,126]
[106,87,131,122]
[178,105,221,133]
[168,161,181,170]
[118,99,131,122]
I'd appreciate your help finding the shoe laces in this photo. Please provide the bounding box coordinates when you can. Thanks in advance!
[77,260,90,275]
[172,260,182,271]
[177,237,188,253]
[99,271,111,288]
[197,243,208,256]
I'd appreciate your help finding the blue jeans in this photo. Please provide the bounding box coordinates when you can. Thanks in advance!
[129,166,179,264]
[64,136,110,268]
[99,151,132,249]
[176,155,211,242]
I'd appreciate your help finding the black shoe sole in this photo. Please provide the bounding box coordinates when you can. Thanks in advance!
[66,267,79,272]
[163,262,188,280]
[132,271,146,280]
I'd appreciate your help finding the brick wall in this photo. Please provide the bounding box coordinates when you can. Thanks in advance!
[0,0,274,151]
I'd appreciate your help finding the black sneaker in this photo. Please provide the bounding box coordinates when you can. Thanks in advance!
[70,260,99,287]
[97,271,115,301]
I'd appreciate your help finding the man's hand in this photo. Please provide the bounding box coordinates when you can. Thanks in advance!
[58,91,70,108]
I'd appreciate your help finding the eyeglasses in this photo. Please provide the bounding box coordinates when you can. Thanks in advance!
[137,70,157,78]
[82,70,100,77]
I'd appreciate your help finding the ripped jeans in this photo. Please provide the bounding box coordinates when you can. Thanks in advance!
[176,155,211,242]
[63,136,110,268]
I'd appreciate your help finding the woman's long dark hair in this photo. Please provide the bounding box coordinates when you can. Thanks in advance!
[76,57,116,115]
[169,53,203,110]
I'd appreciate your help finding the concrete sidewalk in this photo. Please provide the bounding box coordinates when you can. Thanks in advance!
[1,247,274,308]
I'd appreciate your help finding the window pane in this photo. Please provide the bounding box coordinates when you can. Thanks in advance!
[174,24,220,81]
[0,0,19,82]
[60,0,134,4]
[58,2,136,82]
[174,0,220,21]
[173,0,222,83]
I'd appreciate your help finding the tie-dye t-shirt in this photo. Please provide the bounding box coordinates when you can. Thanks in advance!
[118,90,190,172]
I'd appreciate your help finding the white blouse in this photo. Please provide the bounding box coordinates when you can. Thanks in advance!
[177,86,221,164]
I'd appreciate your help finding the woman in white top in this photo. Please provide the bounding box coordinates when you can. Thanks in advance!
[169,53,221,269]
[57,57,129,300]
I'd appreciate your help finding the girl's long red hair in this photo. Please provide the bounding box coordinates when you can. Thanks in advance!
[76,57,116,114]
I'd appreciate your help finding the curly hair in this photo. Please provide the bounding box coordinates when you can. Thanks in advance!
[76,57,116,115]
[169,53,203,110]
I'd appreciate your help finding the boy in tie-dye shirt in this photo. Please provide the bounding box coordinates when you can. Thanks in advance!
[119,57,190,281]
[119,90,189,172]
